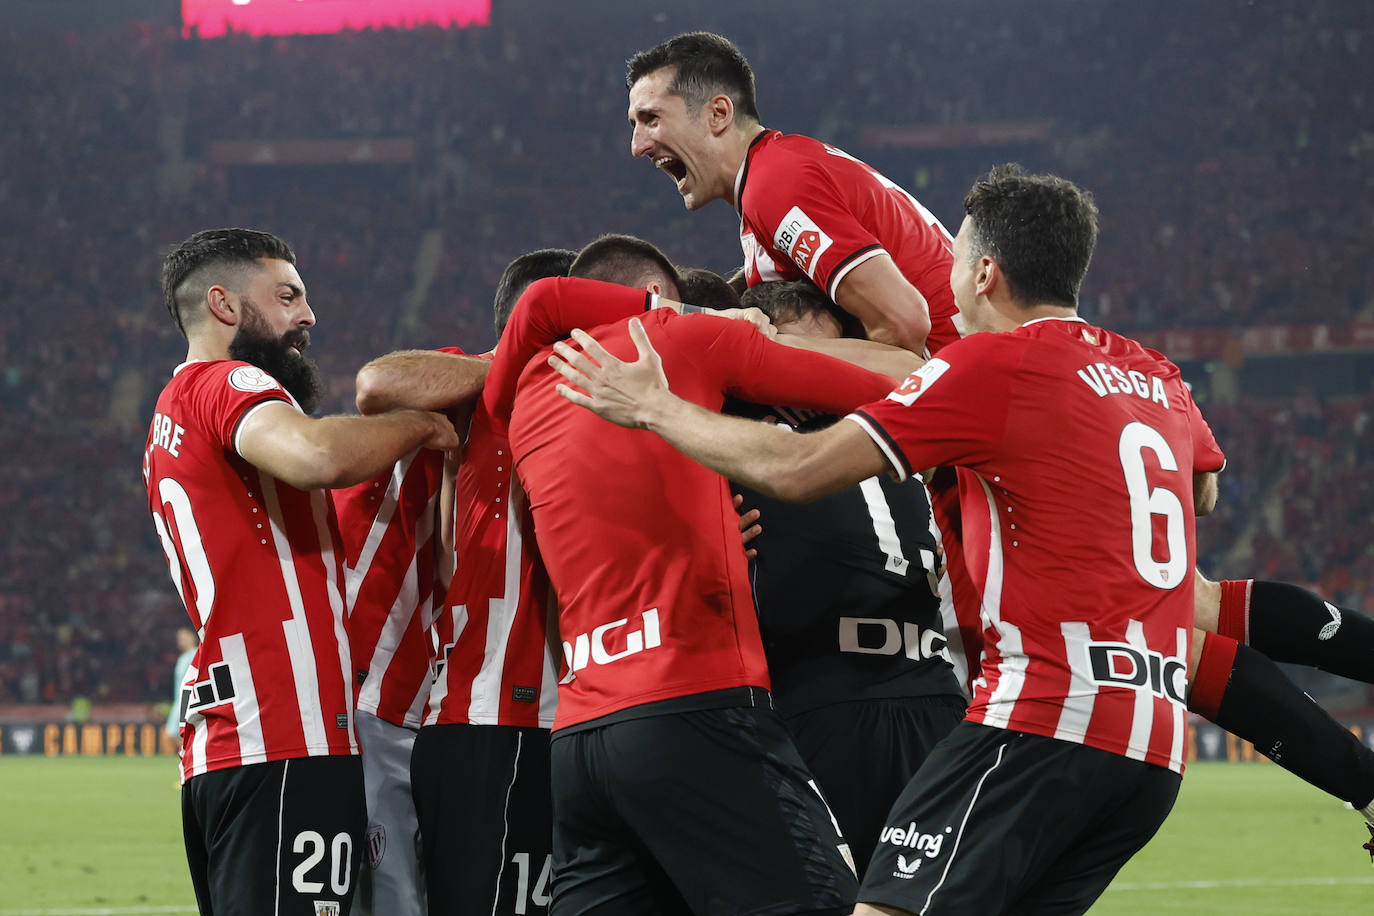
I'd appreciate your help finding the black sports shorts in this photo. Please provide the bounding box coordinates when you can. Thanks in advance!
[550,690,858,916]
[859,721,1180,916]
[411,722,552,916]
[182,754,366,916]
[786,694,966,876]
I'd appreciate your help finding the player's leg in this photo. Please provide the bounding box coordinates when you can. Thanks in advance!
[1197,569,1374,682]
[549,726,691,916]
[180,777,215,915]
[353,710,424,916]
[599,696,858,916]
[787,696,966,876]
[1189,628,1374,819]
[858,724,1178,916]
[411,723,553,916]
[198,755,367,916]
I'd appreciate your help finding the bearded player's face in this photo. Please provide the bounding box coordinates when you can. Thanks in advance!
[227,260,322,414]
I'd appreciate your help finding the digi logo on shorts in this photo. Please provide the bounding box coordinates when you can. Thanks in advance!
[886,358,950,407]
[1085,642,1187,705]
[773,207,833,278]
[560,608,661,682]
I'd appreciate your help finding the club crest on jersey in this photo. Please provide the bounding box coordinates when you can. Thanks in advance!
[313,902,340,916]
[773,206,833,278]
[228,365,282,394]
[886,359,950,407]
[366,825,386,868]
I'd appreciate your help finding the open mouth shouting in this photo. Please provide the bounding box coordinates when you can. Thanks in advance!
[655,154,689,193]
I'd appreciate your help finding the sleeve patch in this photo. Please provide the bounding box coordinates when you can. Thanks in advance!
[227,366,283,394]
[773,206,834,279]
[886,358,951,407]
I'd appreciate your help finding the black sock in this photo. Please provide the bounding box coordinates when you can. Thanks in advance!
[1249,580,1374,683]
[1212,642,1374,809]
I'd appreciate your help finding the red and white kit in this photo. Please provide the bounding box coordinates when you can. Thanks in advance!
[735,129,961,353]
[144,361,357,783]
[848,318,1225,773]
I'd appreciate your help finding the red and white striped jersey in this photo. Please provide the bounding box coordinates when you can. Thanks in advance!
[735,130,962,354]
[143,361,357,783]
[334,448,447,729]
[423,372,561,729]
[848,319,1225,774]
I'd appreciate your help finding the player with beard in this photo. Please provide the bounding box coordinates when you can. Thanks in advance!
[144,228,471,916]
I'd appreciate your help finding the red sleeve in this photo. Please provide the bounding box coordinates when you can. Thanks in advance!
[1186,394,1227,474]
[745,152,885,299]
[846,336,1013,482]
[483,277,653,423]
[187,362,294,452]
[667,314,896,415]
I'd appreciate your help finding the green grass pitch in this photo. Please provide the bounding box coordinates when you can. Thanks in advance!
[1,757,1371,914]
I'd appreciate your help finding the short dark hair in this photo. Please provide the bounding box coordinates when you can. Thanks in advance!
[570,234,680,299]
[161,228,295,337]
[626,32,761,123]
[675,267,741,311]
[740,279,861,337]
[962,163,1099,309]
[493,248,577,338]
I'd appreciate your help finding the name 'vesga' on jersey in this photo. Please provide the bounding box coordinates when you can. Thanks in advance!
[839,618,951,664]
[1076,362,1171,409]
[560,608,661,682]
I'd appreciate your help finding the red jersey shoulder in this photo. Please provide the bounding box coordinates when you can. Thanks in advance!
[161,360,293,448]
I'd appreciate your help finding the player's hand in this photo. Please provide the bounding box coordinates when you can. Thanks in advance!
[733,493,763,559]
[712,306,776,339]
[551,319,671,428]
[420,410,463,452]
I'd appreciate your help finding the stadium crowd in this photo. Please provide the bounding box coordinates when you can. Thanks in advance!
[1,0,1371,712]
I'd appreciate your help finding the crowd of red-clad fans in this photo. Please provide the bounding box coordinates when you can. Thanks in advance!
[1,0,1371,706]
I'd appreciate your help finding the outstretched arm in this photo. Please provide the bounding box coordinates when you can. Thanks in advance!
[355,350,490,415]
[550,319,889,502]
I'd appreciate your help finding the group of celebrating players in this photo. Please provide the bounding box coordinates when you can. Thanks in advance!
[144,31,1374,916]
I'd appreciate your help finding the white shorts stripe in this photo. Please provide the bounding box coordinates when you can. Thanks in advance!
[490,730,523,916]
[273,759,290,916]
[920,741,1009,915]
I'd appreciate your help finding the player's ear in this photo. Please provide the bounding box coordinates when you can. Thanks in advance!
[707,93,734,135]
[205,285,238,327]
[975,256,999,298]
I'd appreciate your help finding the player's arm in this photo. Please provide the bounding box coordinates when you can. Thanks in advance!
[355,350,490,415]
[831,253,932,355]
[550,320,889,502]
[237,402,460,490]
[775,332,923,378]
[1195,470,1219,517]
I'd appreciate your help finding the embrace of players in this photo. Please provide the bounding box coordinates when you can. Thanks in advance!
[143,31,1374,916]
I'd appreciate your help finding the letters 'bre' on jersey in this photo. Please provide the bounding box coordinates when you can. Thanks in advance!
[736,130,962,353]
[848,319,1226,774]
[740,460,963,716]
[143,361,357,783]
[334,448,447,730]
[504,308,896,730]
[425,384,560,729]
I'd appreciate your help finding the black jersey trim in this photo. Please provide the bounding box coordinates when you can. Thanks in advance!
[733,129,775,215]
[851,409,914,481]
[824,244,884,298]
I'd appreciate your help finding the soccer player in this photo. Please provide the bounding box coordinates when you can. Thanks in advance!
[484,239,895,915]
[360,247,574,916]
[144,228,464,916]
[550,166,1222,915]
[332,436,455,916]
[626,31,958,356]
[733,280,966,876]
[165,626,199,741]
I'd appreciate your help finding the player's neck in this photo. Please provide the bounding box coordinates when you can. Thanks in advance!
[725,124,768,206]
[1007,304,1079,331]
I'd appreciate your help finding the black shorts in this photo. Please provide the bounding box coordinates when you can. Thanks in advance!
[786,695,966,877]
[182,755,366,916]
[550,692,858,916]
[859,722,1180,916]
[411,723,552,916]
